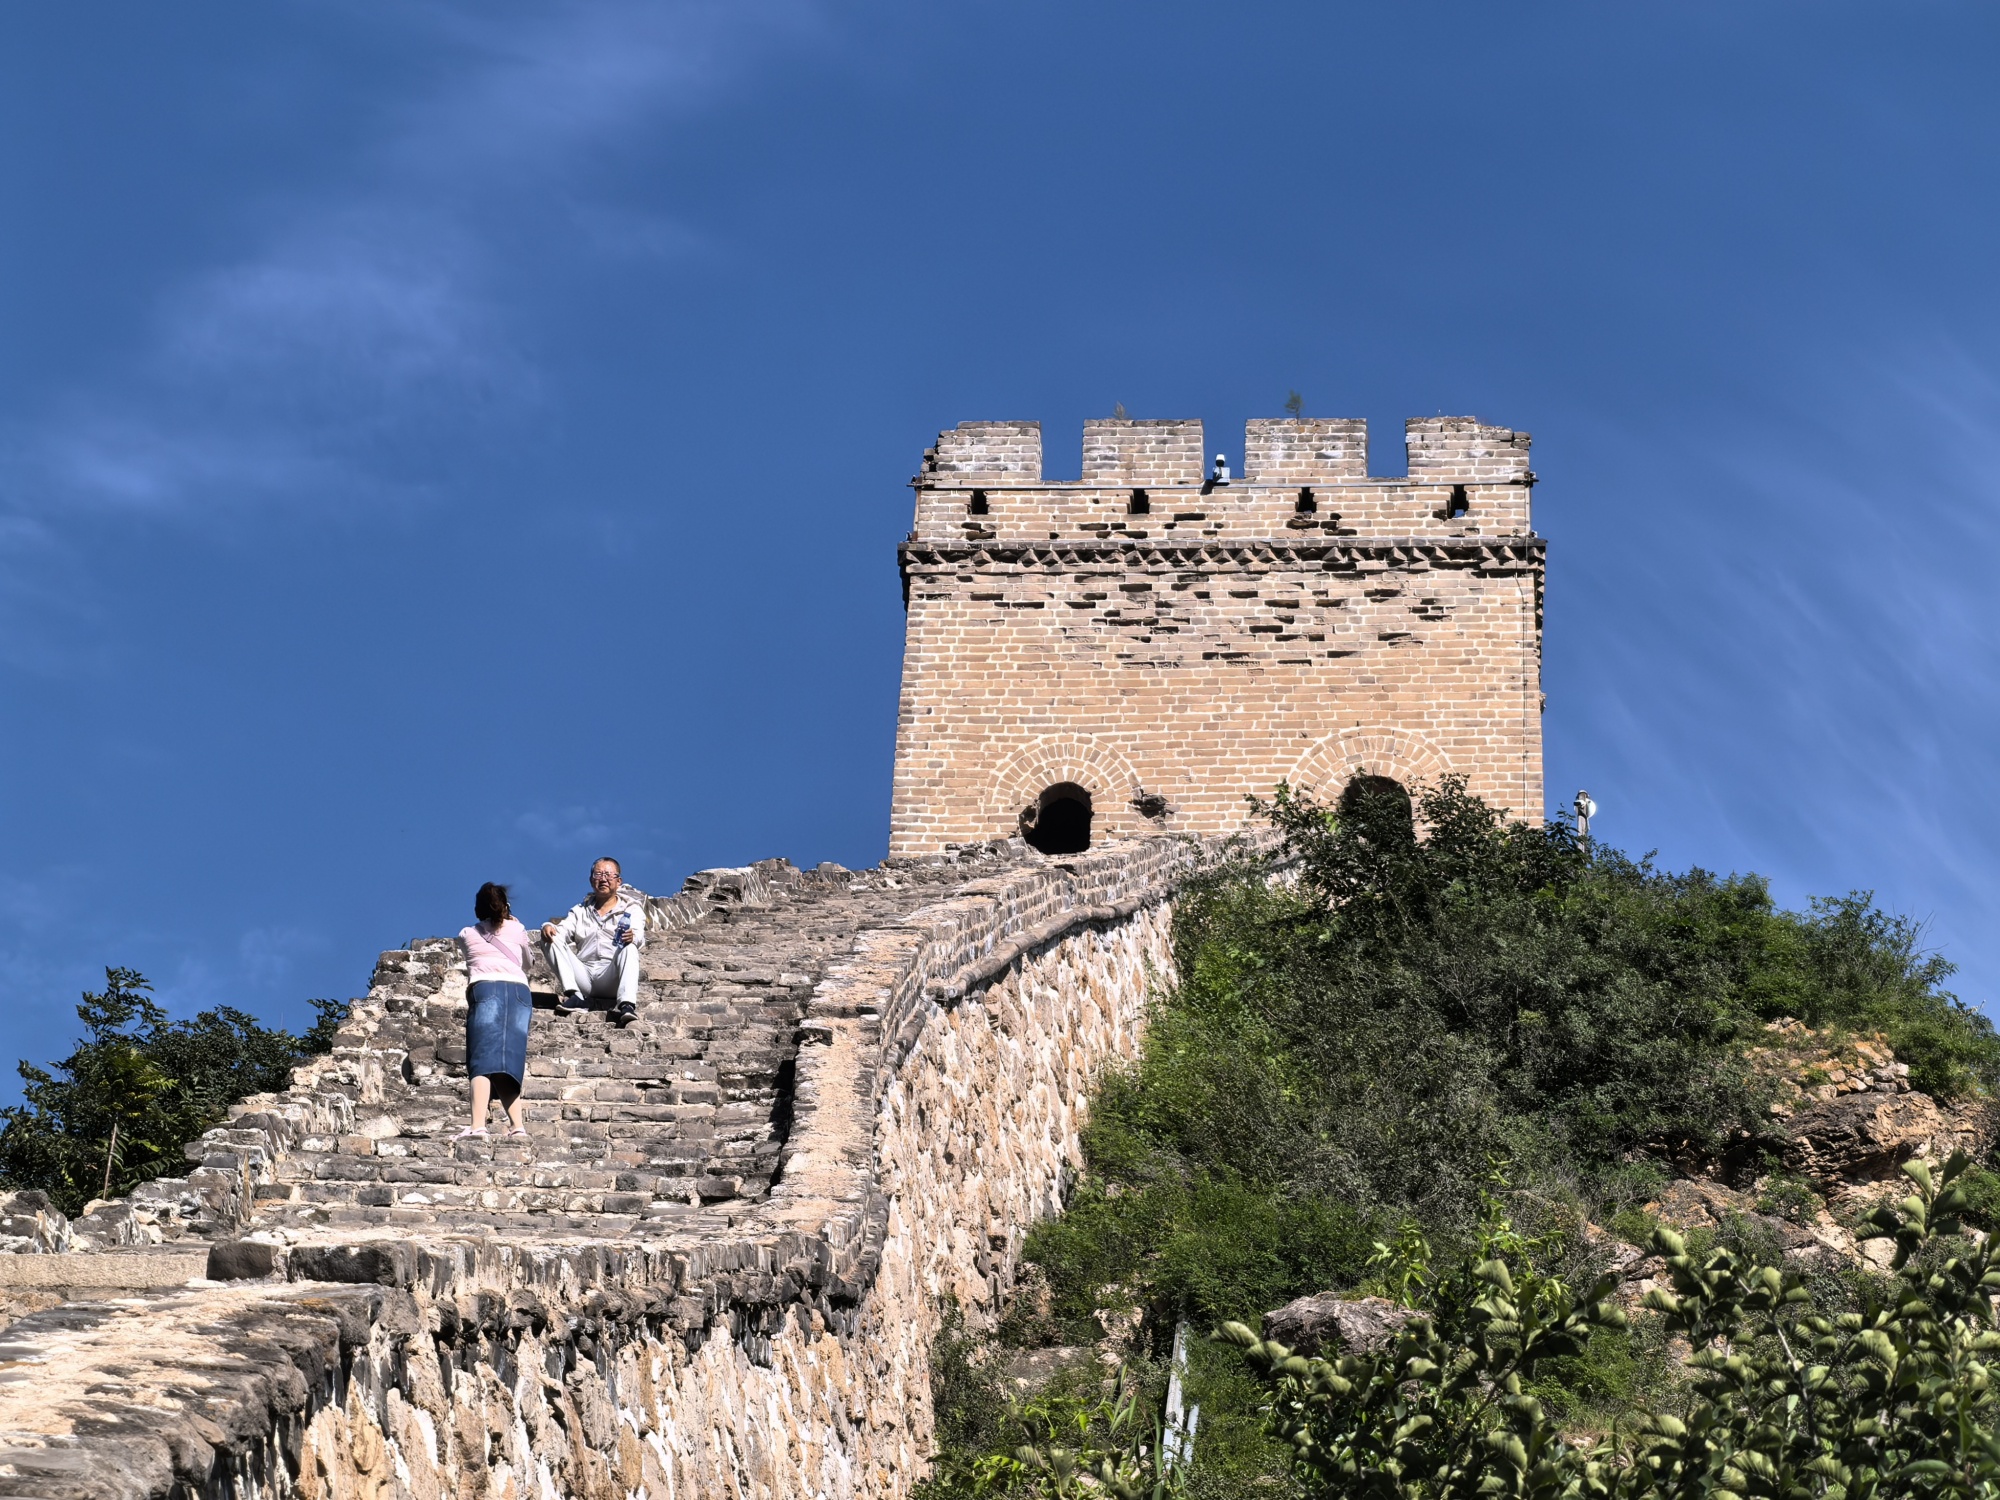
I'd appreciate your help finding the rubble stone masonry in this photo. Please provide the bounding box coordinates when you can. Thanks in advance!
[890,416,1546,853]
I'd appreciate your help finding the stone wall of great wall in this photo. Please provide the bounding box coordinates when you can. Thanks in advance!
[0,834,1256,1500]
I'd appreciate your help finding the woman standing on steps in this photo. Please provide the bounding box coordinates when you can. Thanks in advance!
[456,882,532,1140]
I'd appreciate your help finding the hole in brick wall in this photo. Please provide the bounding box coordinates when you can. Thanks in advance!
[1296,487,1317,515]
[1128,488,1150,516]
[1020,783,1093,855]
[1446,484,1469,519]
[968,489,989,516]
[1339,775,1415,846]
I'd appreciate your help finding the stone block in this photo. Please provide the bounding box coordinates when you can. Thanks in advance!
[206,1240,281,1280]
[288,1240,419,1286]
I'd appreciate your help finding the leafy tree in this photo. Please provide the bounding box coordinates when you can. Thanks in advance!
[1226,1151,2000,1500]
[0,968,347,1214]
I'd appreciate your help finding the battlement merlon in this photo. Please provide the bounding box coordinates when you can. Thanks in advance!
[921,420,1044,481]
[1405,416,1534,484]
[909,416,1535,542]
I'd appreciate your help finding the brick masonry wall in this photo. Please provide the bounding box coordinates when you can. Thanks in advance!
[892,417,1545,854]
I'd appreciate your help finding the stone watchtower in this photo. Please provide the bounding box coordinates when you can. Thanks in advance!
[889,416,1545,856]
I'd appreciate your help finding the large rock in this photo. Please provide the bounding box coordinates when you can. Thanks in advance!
[0,1190,71,1254]
[1262,1293,1413,1356]
[1782,1091,1947,1187]
[1939,1097,2000,1164]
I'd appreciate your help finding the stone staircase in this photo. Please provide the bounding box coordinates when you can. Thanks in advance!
[233,852,1031,1242]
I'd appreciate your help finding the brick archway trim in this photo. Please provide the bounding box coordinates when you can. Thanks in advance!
[1286,725,1453,800]
[985,734,1142,833]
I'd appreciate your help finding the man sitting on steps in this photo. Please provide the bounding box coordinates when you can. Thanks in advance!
[541,857,646,1024]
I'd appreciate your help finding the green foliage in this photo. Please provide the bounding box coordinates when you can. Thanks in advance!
[937,779,1998,1492]
[1222,1198,1627,1498]
[915,1321,1189,1500]
[987,777,1998,1490]
[0,968,347,1214]
[1045,777,1995,1323]
[917,1302,1016,1498]
[1954,1166,2000,1233]
[1024,1159,1377,1348]
[1229,1151,2000,1499]
[969,1368,1180,1500]
[1756,1166,1827,1226]
[1747,894,1994,1099]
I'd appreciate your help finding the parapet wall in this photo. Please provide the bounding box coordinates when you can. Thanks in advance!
[1243,417,1370,483]
[918,415,1532,484]
[1081,418,1206,486]
[911,416,1534,544]
[0,835,1250,1500]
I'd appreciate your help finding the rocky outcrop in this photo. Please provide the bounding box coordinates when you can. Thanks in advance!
[0,833,1258,1500]
[1751,1021,1911,1116]
[1262,1293,1413,1356]
[1748,1021,1998,1201]
[0,1192,70,1254]
[1782,1090,1951,1189]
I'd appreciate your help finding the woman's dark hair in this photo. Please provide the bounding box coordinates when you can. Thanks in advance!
[474,882,511,925]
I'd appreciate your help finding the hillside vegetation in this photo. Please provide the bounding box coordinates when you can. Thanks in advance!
[922,779,2000,1497]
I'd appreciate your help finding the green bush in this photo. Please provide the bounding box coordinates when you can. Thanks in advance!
[0,968,347,1214]
[984,778,1998,1492]
[1227,1152,2000,1500]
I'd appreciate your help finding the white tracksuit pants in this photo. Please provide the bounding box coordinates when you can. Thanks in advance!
[546,941,640,1008]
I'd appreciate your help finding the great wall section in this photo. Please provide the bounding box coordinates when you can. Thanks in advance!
[0,415,1540,1499]
[0,838,1241,1500]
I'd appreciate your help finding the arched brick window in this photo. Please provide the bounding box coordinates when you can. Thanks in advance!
[1020,783,1093,855]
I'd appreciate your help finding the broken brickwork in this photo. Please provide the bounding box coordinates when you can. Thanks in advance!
[890,415,1545,853]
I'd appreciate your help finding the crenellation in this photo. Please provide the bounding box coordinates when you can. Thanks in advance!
[922,420,1043,480]
[1404,415,1533,484]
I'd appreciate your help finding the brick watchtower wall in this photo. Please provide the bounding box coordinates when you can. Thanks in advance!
[890,416,1545,854]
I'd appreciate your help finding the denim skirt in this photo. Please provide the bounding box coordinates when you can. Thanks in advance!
[466,980,531,1085]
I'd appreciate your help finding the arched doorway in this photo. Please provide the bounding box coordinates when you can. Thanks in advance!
[1338,774,1415,844]
[1020,783,1093,855]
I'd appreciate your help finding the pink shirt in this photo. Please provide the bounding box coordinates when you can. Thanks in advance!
[459,917,531,985]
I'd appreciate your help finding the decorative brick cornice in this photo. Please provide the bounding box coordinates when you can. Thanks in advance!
[898,536,1545,574]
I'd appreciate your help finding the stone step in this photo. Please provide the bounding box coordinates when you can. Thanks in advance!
[266,1176,763,1216]
[250,854,1010,1225]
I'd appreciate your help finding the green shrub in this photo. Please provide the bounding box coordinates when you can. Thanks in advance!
[914,1301,1015,1498]
[1227,1152,2000,1499]
[0,968,347,1214]
[972,779,1998,1493]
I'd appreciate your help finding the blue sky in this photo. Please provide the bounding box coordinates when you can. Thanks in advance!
[3,2,1998,1096]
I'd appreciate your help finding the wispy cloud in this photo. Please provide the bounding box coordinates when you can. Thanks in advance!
[3,0,815,520]
[1553,331,2000,997]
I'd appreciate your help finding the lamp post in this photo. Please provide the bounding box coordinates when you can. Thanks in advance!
[1574,789,1598,845]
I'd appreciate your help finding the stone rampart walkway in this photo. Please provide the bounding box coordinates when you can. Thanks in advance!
[242,856,1000,1242]
[0,834,1253,1500]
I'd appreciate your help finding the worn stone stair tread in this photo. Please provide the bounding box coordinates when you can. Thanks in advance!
[209,851,1040,1236]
